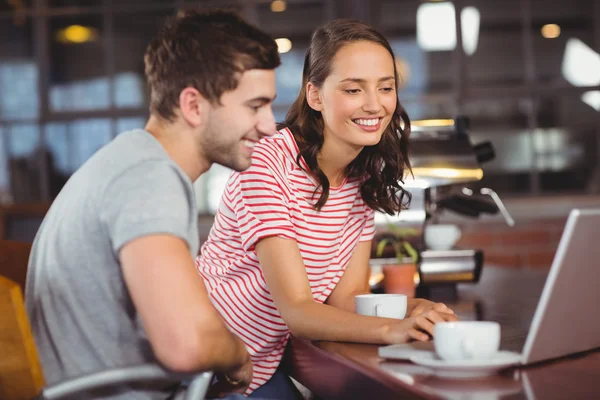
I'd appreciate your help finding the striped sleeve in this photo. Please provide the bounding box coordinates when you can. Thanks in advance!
[359,208,376,242]
[229,153,295,252]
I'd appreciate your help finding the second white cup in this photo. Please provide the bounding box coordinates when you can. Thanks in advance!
[355,294,407,319]
[434,321,501,361]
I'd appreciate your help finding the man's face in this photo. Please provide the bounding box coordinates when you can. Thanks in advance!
[200,69,277,172]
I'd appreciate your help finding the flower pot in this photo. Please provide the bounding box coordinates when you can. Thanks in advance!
[382,263,418,297]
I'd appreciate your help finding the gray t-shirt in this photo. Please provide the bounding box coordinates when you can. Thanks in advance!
[25,129,199,398]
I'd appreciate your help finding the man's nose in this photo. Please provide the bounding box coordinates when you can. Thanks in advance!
[257,107,277,137]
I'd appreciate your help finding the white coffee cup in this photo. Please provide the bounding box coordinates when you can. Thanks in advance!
[355,294,407,319]
[424,224,462,251]
[434,321,501,361]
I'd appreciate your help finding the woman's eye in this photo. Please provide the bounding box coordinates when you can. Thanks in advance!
[381,87,394,92]
[345,89,361,94]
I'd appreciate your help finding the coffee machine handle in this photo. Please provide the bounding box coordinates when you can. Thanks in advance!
[461,187,515,226]
[480,188,515,227]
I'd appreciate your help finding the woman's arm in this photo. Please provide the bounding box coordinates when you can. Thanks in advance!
[325,240,372,312]
[255,236,457,344]
[325,240,456,317]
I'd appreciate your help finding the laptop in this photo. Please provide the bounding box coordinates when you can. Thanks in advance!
[379,208,600,366]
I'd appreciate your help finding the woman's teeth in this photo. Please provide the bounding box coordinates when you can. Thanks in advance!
[242,139,255,149]
[354,118,379,126]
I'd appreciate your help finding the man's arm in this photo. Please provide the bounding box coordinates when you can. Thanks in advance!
[120,234,250,374]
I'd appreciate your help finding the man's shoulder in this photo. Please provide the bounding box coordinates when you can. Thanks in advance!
[92,130,188,187]
[102,129,167,165]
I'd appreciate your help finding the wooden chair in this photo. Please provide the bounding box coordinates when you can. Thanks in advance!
[0,241,212,400]
[0,240,32,292]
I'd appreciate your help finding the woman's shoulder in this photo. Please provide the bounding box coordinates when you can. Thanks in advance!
[252,127,299,171]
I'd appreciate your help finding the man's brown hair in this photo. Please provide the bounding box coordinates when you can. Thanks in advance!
[144,8,281,121]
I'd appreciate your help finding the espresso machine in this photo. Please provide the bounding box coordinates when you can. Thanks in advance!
[370,116,515,297]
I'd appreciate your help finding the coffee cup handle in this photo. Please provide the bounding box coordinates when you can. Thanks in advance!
[375,304,383,317]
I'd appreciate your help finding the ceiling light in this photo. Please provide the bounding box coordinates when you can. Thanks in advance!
[56,25,97,44]
[417,3,480,55]
[412,119,455,127]
[417,2,456,51]
[275,38,292,53]
[562,38,600,87]
[541,24,560,39]
[582,91,600,111]
[461,7,480,55]
[270,0,286,12]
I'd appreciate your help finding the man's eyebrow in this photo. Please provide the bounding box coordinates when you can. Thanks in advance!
[339,76,396,83]
[245,95,277,105]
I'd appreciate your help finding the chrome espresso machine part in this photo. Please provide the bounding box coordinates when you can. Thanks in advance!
[371,116,514,296]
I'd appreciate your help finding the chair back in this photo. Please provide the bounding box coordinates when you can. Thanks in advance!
[0,276,46,400]
[0,240,32,292]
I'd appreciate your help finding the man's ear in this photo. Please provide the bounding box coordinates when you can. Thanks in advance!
[178,87,208,127]
[306,82,323,112]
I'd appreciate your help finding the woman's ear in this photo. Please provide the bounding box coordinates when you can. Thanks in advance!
[306,82,323,112]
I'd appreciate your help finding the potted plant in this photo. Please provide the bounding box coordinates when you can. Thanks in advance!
[373,226,420,297]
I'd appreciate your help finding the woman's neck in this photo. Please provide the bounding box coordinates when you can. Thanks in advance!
[317,135,363,187]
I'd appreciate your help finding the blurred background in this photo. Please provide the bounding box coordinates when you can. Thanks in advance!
[0,0,599,258]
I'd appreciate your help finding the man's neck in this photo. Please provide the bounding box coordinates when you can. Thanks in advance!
[145,116,210,182]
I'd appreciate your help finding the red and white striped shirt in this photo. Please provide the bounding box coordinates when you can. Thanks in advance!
[196,128,375,393]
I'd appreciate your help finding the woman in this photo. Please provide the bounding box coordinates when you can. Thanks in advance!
[197,19,457,397]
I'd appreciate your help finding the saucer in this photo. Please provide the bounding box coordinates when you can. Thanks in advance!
[409,351,522,379]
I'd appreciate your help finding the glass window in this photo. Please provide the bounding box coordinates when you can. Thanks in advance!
[532,0,594,86]
[7,124,41,202]
[464,0,525,87]
[114,72,146,108]
[463,98,532,195]
[113,11,173,108]
[193,164,229,214]
[68,118,112,172]
[273,45,305,108]
[49,15,108,112]
[45,122,70,175]
[535,94,599,193]
[8,123,39,158]
[0,125,9,200]
[116,117,146,133]
[382,1,455,96]
[0,18,38,120]
[44,123,71,197]
[44,119,113,176]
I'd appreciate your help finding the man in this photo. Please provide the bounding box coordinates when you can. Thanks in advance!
[25,9,280,398]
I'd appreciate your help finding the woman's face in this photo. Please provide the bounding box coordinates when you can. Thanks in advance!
[310,40,397,152]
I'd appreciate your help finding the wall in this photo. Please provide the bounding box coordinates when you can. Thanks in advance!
[456,217,567,268]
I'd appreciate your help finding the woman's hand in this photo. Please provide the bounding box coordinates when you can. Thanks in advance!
[408,298,456,318]
[383,308,459,343]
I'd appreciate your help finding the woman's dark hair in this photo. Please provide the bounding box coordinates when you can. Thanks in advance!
[279,19,411,215]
